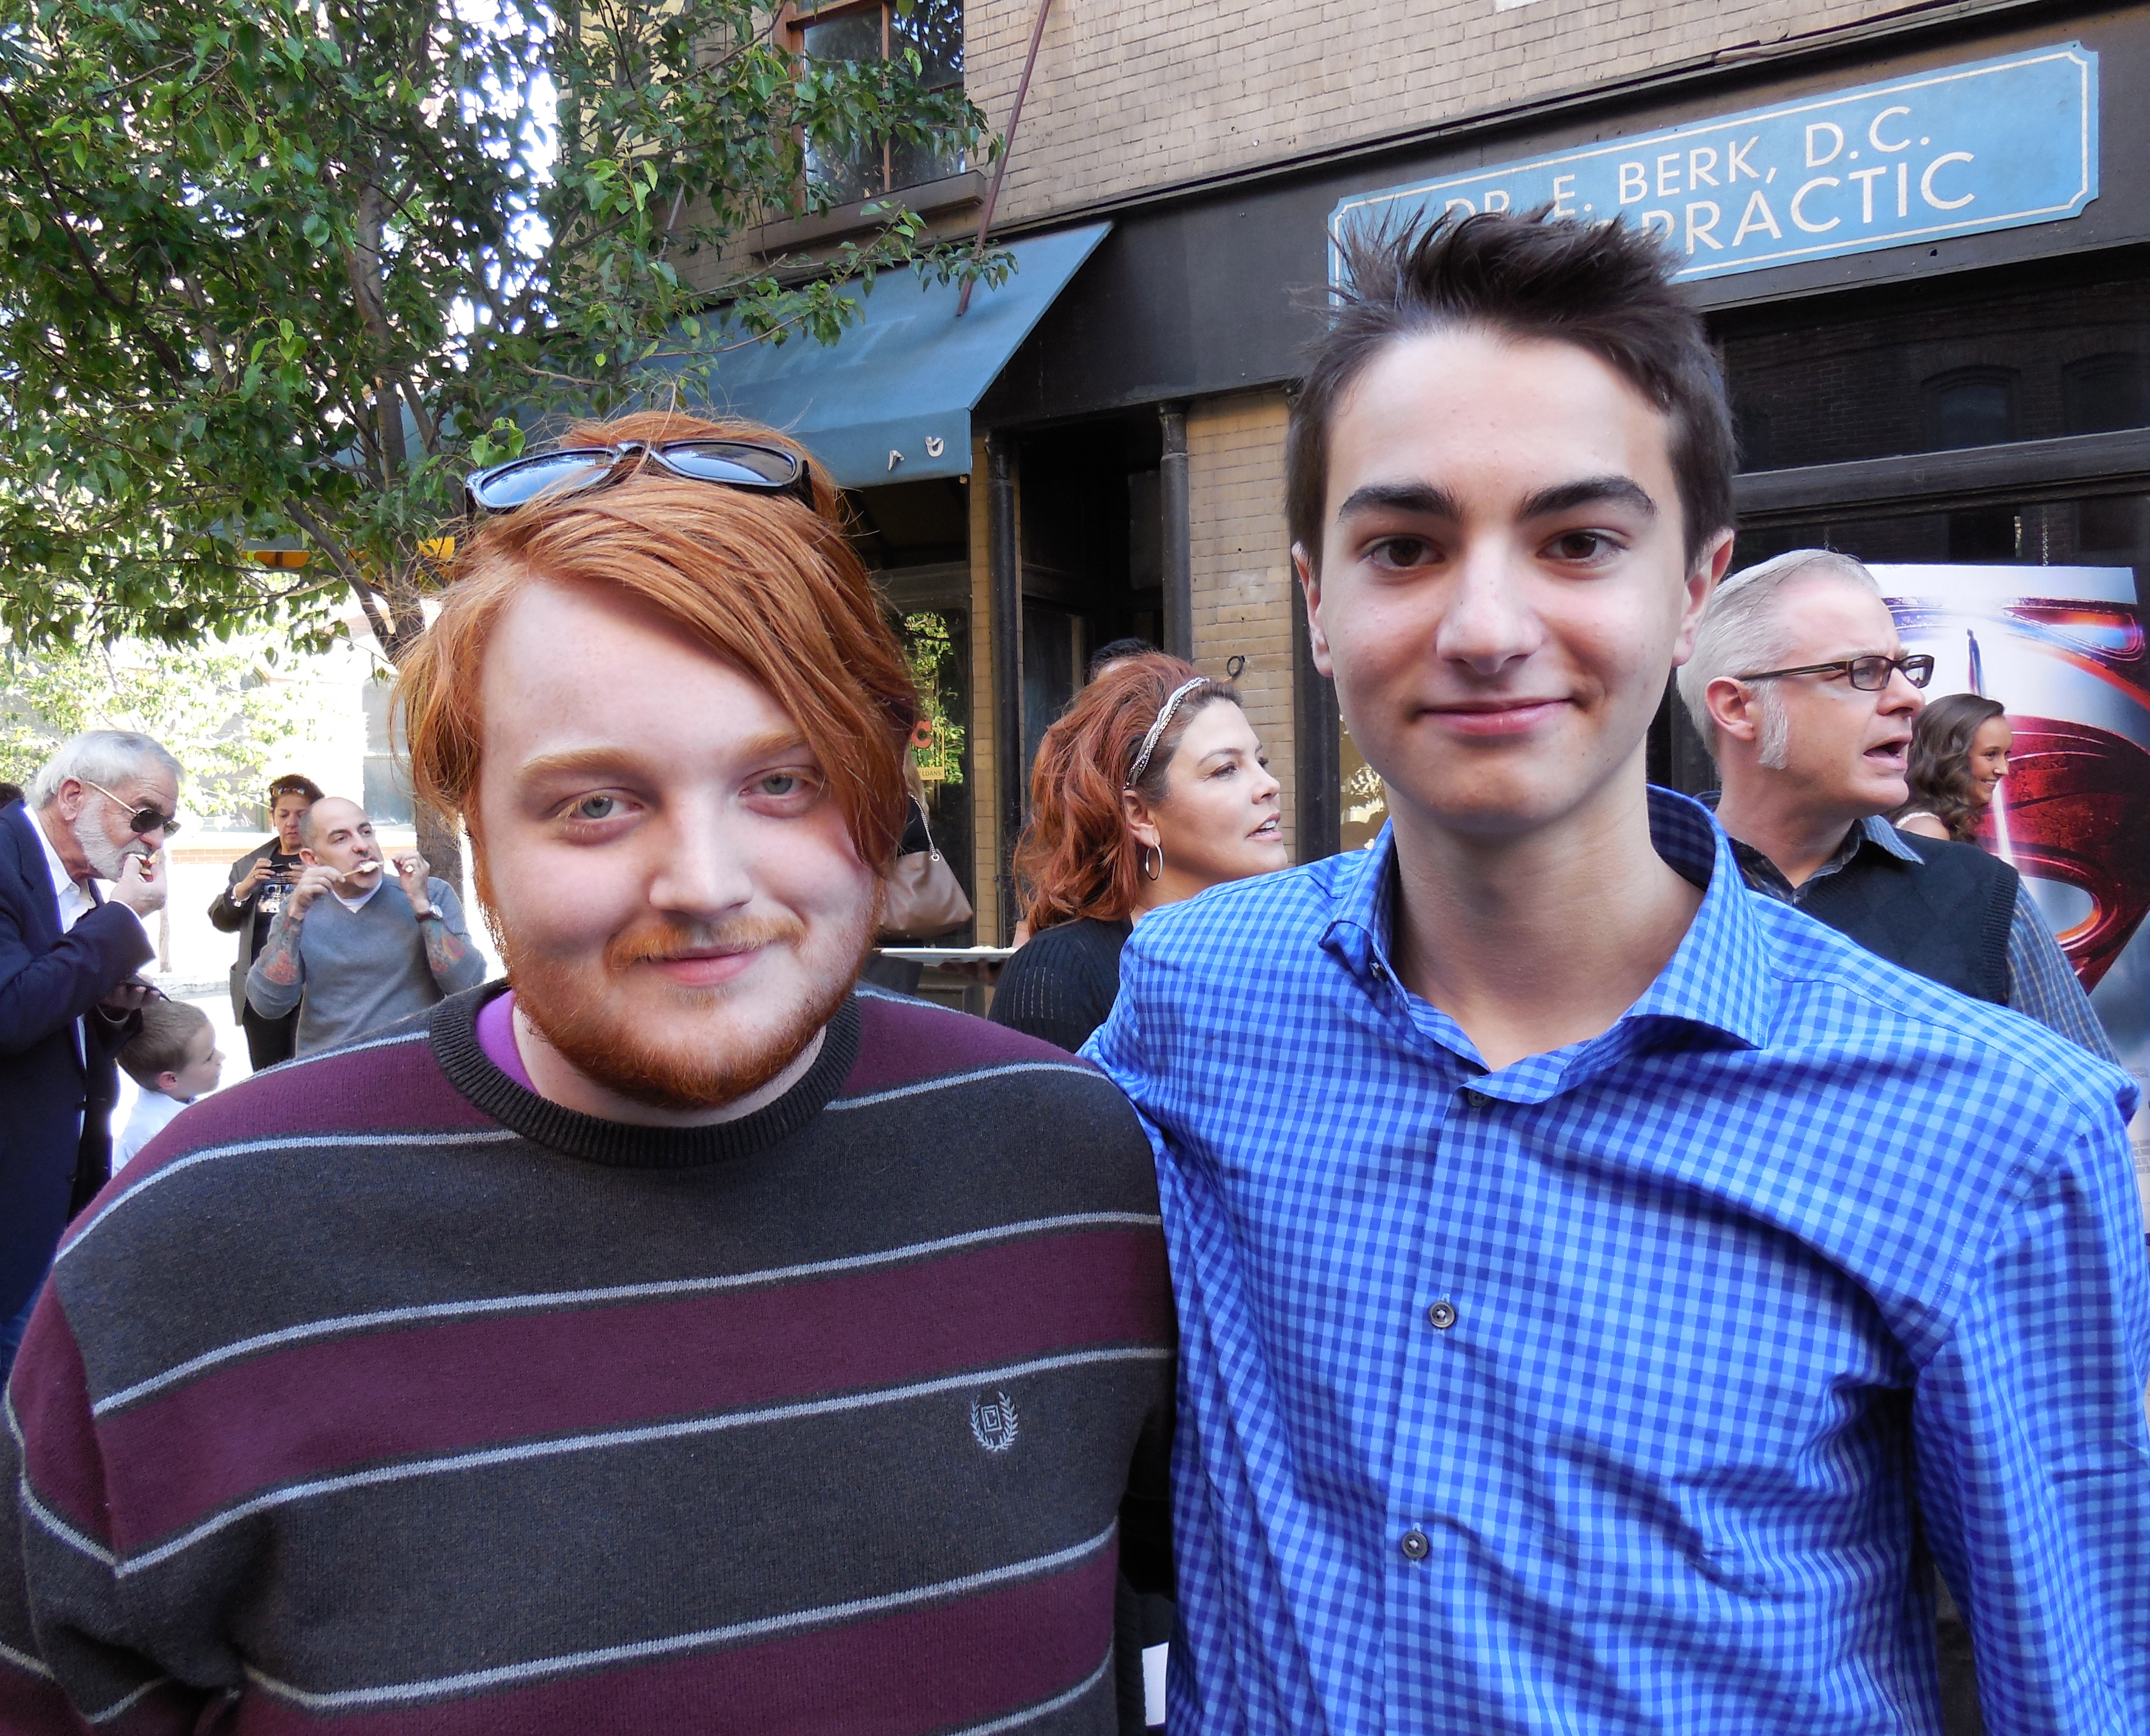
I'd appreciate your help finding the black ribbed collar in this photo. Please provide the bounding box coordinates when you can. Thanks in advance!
[430,983,861,1169]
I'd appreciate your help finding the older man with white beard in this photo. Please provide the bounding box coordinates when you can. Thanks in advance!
[0,731,178,1376]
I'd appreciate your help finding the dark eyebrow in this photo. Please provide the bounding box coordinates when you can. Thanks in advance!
[1519,475,1658,521]
[1334,480,1463,523]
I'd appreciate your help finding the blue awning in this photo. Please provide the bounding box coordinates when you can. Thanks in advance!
[705,222,1110,489]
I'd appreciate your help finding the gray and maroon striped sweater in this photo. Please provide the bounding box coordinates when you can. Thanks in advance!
[1,983,1174,1733]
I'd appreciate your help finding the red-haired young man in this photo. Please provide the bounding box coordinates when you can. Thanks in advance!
[1,417,1173,1733]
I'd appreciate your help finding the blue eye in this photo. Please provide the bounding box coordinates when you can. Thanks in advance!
[570,795,619,821]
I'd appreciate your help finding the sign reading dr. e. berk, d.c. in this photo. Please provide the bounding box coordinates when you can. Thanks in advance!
[1334,45,2098,282]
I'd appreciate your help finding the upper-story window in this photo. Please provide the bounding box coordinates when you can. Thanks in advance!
[1921,366,2018,452]
[795,0,966,205]
[2062,352,2149,435]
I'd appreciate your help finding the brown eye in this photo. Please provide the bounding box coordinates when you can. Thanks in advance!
[1367,536,1435,569]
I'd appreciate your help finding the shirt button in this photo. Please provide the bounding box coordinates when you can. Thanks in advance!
[1370,961,1389,982]
[1426,1300,1458,1330]
[1400,1529,1431,1561]
[1459,1088,1489,1108]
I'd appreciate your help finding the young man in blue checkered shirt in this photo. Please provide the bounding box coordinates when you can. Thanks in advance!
[1085,211,2148,1735]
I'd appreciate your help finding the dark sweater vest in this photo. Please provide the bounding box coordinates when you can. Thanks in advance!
[1796,828,2017,1005]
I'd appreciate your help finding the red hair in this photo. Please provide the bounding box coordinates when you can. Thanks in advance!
[399,411,919,867]
[1014,654,1238,930]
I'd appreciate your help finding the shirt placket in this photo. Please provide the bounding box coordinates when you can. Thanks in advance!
[1369,975,1529,1735]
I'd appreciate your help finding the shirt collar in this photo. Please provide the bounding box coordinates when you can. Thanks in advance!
[333,878,385,913]
[33,808,92,906]
[1858,813,1927,862]
[1718,806,1926,901]
[1322,787,1774,1062]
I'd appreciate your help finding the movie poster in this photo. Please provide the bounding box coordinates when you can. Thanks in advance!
[1877,564,2150,1209]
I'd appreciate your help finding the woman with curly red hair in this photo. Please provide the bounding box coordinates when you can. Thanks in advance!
[989,653,1288,1050]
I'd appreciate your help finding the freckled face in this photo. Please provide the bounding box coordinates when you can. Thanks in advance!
[1300,329,1725,843]
[471,578,877,1111]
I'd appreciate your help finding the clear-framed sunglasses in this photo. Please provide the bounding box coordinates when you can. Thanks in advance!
[1732,653,1936,692]
[463,439,814,516]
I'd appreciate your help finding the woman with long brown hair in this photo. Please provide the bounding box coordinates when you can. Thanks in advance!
[1894,692,2012,844]
[990,654,1288,1050]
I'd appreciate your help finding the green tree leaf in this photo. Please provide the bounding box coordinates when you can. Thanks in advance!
[0,0,1006,683]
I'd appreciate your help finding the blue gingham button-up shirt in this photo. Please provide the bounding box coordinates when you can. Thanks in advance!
[1085,789,2149,1735]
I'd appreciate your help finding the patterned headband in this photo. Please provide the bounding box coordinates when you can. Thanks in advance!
[1125,677,1210,790]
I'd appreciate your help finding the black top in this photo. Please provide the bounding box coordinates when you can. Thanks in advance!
[989,916,1134,1053]
[207,839,305,960]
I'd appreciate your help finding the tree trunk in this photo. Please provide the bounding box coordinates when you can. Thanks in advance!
[414,801,465,904]
[374,577,465,904]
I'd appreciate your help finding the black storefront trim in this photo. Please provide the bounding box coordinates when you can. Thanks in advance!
[988,435,1024,942]
[1736,428,2150,527]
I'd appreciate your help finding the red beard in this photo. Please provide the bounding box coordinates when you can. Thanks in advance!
[503,908,873,1112]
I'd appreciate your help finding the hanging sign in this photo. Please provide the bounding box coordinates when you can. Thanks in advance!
[1333,45,2098,281]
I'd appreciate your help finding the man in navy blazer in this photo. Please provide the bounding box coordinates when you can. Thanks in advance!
[0,731,180,1376]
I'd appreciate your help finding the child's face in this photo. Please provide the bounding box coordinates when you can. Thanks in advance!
[161,1027,225,1102]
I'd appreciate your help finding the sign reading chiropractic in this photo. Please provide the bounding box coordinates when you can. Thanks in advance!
[1335,45,2098,281]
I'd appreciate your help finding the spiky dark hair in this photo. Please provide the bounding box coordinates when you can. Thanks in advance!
[1286,208,1736,570]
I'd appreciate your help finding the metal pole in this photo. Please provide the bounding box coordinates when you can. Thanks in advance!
[987,435,1024,939]
[1292,575,1340,860]
[955,0,1057,317]
[1159,402,1193,661]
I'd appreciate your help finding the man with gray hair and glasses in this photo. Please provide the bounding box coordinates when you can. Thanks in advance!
[1683,547,2112,1056]
[0,731,180,1376]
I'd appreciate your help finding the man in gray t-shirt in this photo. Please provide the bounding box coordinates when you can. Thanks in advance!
[246,797,486,1054]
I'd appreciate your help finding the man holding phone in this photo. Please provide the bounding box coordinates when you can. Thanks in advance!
[246,794,485,1053]
[209,773,323,1068]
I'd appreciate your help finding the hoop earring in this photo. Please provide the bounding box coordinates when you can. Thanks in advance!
[1139,843,1163,882]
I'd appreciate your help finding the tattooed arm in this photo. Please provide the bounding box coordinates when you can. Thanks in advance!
[244,862,336,1017]
[406,874,487,995]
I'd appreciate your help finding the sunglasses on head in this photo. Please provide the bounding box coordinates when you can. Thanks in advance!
[84,780,181,838]
[463,439,814,516]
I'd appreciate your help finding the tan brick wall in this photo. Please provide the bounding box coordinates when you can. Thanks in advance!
[967,0,1930,227]
[1187,391,1299,857]
[967,435,1002,941]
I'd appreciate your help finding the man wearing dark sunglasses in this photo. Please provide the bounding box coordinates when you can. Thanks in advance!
[1684,548,2114,1057]
[0,730,181,1378]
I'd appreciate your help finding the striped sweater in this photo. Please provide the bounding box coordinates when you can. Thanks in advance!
[1,983,1174,1733]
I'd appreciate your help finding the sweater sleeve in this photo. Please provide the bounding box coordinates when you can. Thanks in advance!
[244,908,305,1020]
[2,1293,221,1731]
